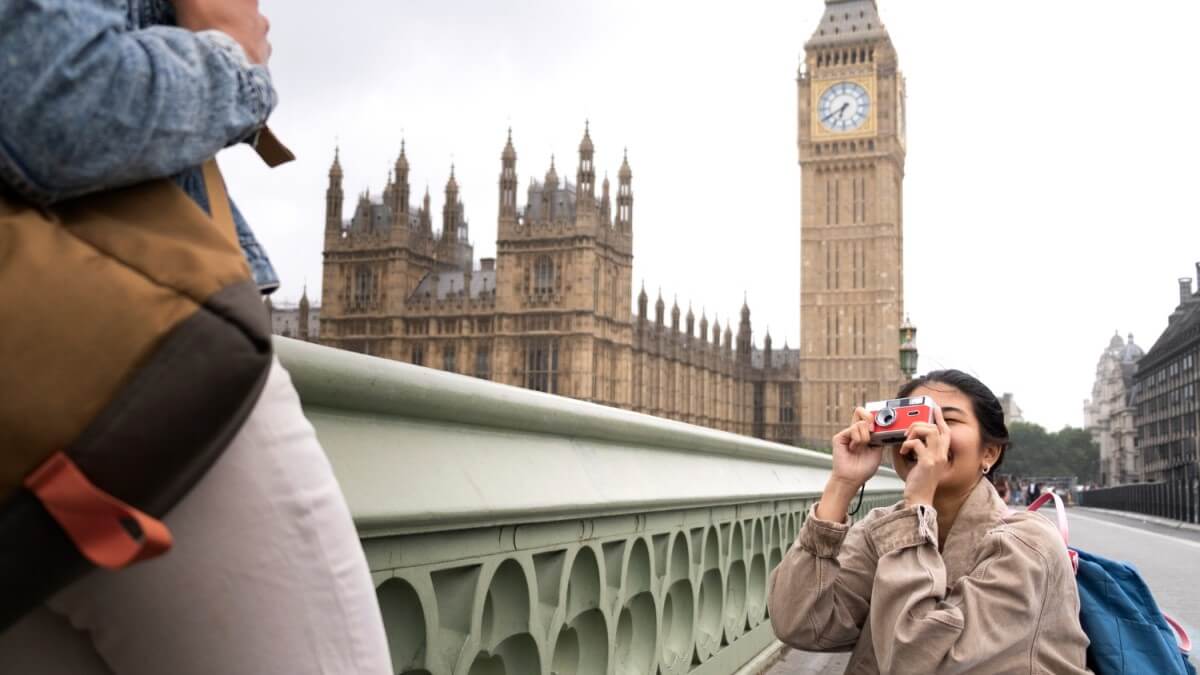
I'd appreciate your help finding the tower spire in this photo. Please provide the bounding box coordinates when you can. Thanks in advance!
[577,121,596,207]
[615,148,633,232]
[325,145,345,247]
[499,127,518,220]
[393,139,410,221]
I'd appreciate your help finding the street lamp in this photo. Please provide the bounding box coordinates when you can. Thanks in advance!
[900,315,918,380]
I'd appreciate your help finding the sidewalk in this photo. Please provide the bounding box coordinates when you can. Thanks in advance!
[1075,506,1200,534]
[748,645,849,675]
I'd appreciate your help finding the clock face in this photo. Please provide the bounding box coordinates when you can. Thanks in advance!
[818,81,871,132]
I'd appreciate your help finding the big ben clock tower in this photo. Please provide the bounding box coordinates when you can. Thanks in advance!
[798,0,907,443]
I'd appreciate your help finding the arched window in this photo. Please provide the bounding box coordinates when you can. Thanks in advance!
[534,255,555,295]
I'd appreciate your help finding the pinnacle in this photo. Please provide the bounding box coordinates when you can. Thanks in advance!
[329,144,343,177]
[579,120,594,153]
[502,127,516,160]
[396,138,409,169]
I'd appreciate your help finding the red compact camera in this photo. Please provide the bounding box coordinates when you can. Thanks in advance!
[865,396,938,444]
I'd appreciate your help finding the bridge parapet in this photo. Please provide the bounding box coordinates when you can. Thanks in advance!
[276,337,904,675]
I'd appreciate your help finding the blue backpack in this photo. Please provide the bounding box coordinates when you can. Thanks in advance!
[1028,493,1195,675]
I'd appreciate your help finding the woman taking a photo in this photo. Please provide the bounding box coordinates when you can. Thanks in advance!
[769,370,1090,674]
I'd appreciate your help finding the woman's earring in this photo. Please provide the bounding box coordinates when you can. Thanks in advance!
[982,464,991,475]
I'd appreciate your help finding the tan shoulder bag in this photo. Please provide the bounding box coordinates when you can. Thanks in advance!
[0,135,291,629]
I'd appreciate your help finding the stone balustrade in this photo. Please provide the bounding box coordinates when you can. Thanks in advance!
[275,337,904,675]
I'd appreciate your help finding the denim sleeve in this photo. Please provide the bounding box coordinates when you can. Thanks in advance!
[0,0,277,204]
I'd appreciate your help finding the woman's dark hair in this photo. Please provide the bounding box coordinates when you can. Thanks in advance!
[895,369,1010,481]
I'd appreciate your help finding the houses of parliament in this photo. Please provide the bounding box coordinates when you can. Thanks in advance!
[280,0,915,446]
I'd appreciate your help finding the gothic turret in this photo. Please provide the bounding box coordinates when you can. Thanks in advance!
[615,149,633,232]
[600,174,612,225]
[442,165,463,239]
[686,304,695,337]
[499,129,518,220]
[712,316,722,346]
[671,297,681,332]
[737,297,752,362]
[655,289,666,326]
[438,166,473,272]
[764,330,773,369]
[298,284,311,341]
[577,121,595,207]
[325,146,344,247]
[637,282,648,321]
[392,140,410,223]
[544,156,559,221]
[419,186,432,235]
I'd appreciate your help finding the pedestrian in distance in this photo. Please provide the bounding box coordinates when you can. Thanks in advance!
[769,369,1090,674]
[0,1,394,673]
[995,475,1011,504]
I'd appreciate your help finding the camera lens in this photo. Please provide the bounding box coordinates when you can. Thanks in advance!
[876,408,896,427]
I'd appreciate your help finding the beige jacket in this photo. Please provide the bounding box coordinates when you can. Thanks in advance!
[768,479,1091,674]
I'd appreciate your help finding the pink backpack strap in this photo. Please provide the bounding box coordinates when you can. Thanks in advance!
[1165,613,1193,654]
[1026,492,1193,653]
[1026,491,1077,573]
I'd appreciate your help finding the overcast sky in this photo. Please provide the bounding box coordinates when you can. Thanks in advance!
[220,0,1200,432]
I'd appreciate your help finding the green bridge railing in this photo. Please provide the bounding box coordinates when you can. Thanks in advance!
[276,337,904,675]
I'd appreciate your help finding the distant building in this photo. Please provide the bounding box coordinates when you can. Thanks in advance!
[266,286,320,343]
[1000,393,1024,427]
[1132,265,1200,483]
[1084,332,1144,486]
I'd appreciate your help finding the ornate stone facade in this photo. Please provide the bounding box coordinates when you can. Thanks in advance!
[318,127,801,443]
[1084,333,1144,486]
[796,0,907,442]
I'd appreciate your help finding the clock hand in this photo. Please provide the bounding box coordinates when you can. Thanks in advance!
[822,102,850,122]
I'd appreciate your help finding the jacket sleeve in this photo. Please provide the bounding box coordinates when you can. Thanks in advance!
[768,503,879,651]
[0,0,276,203]
[864,505,1054,674]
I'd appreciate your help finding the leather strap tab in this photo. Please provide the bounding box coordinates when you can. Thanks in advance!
[24,452,173,570]
[252,127,295,167]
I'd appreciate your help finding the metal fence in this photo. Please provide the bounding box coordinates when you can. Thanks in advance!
[1079,463,1199,524]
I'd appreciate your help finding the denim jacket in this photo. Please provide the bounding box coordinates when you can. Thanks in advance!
[0,0,280,292]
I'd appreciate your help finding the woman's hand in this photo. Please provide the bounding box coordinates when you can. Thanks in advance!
[174,0,272,65]
[830,407,884,489]
[899,405,952,507]
[816,408,883,522]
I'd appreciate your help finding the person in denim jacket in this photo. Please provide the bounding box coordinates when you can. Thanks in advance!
[0,2,394,673]
[0,0,279,291]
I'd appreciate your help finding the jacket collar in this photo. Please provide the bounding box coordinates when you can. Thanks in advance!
[939,478,1006,585]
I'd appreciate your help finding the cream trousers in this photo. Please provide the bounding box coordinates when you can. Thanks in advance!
[0,358,393,674]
